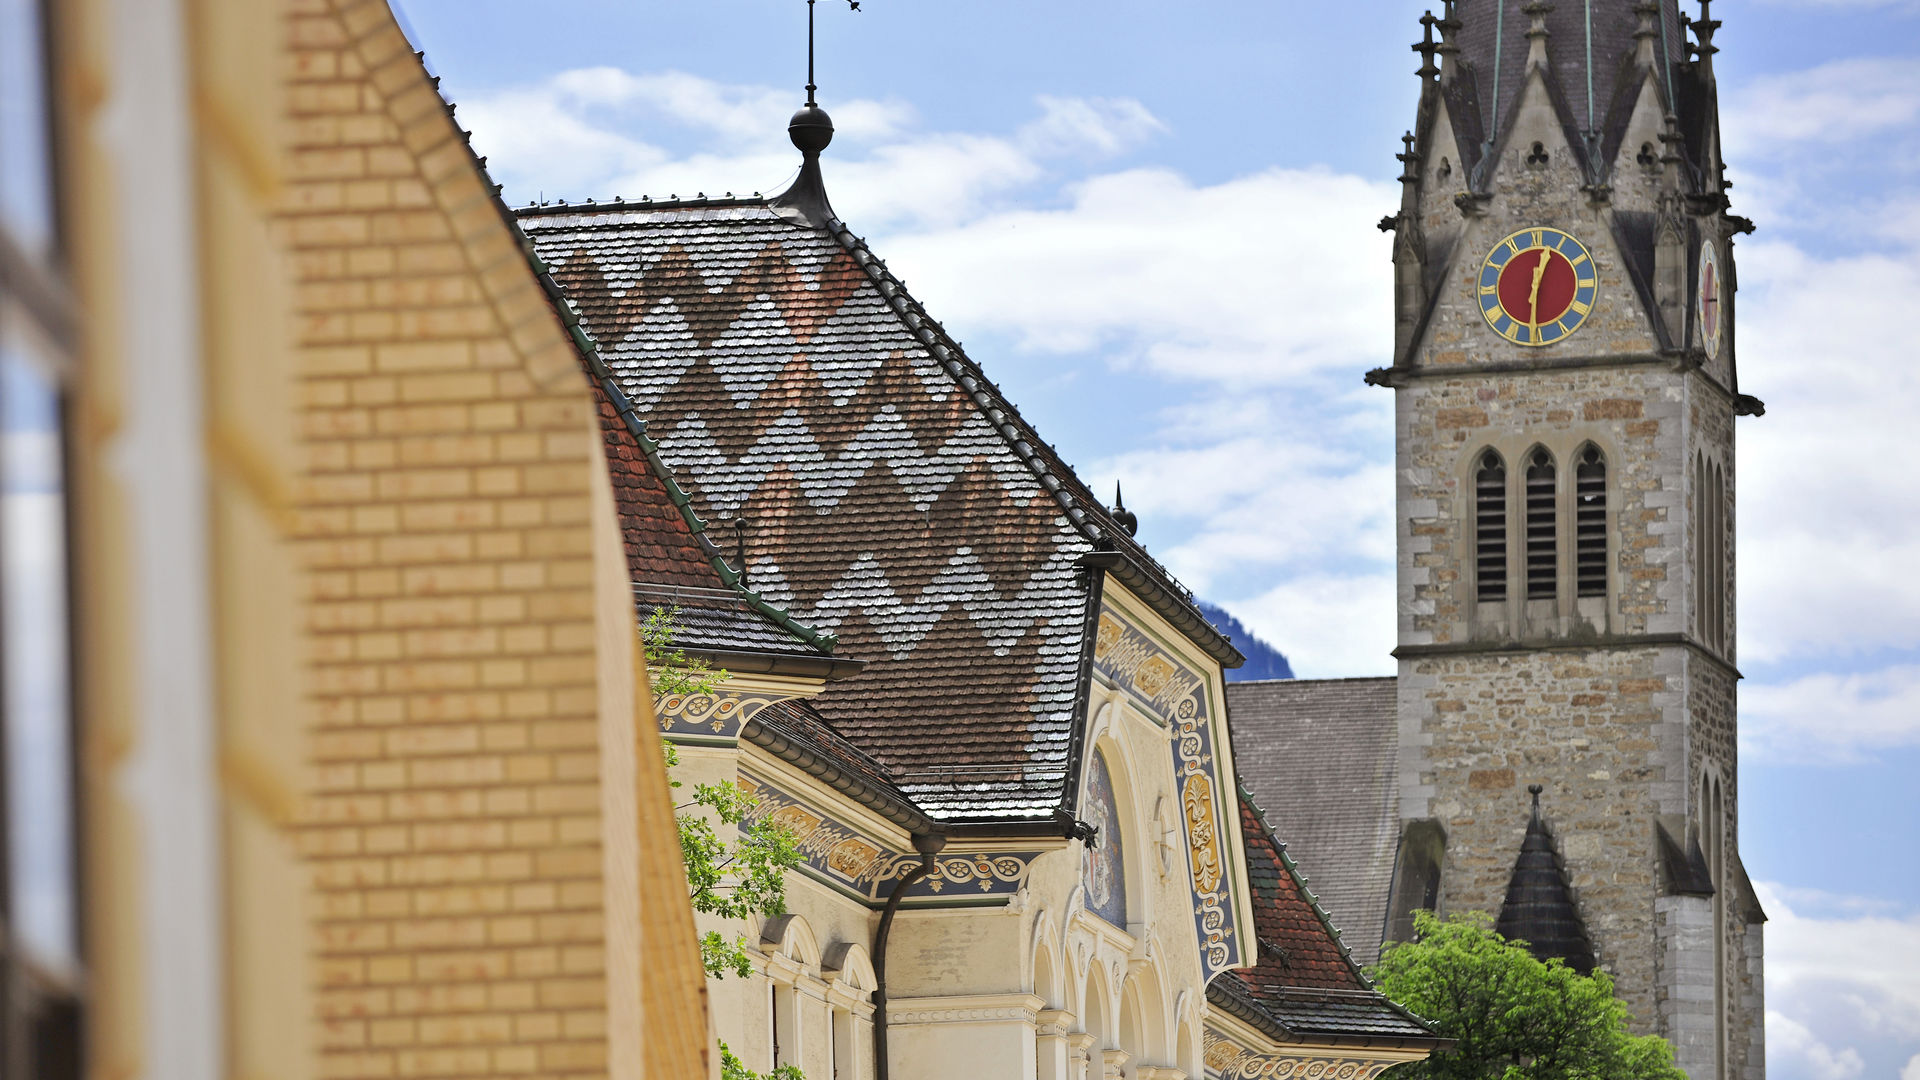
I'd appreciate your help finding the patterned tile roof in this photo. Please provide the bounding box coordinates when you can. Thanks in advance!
[520,195,1232,821]
[1227,677,1399,966]
[589,345,836,665]
[1216,792,1437,1045]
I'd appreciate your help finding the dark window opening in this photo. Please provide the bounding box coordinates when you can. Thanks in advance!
[1638,142,1658,170]
[1576,446,1607,598]
[1525,449,1557,600]
[1475,450,1507,602]
[1527,141,1550,167]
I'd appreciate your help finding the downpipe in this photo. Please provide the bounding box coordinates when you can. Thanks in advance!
[872,832,945,1080]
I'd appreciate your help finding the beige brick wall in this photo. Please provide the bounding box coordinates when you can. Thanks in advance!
[281,2,630,1075]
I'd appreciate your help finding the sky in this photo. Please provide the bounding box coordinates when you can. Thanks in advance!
[391,2,1920,1076]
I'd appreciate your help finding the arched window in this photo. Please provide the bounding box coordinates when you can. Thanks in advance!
[1475,450,1508,603]
[1575,446,1607,598]
[1695,453,1708,639]
[1720,461,1735,645]
[1525,449,1558,600]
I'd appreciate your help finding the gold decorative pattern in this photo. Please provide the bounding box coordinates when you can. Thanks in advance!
[1183,772,1222,895]
[653,689,795,739]
[738,771,1043,904]
[1088,603,1241,979]
[1202,1032,1403,1080]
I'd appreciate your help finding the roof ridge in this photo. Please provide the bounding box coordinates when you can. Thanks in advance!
[515,193,773,217]
[390,37,840,658]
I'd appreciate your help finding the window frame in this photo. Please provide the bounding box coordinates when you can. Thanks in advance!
[0,0,85,1075]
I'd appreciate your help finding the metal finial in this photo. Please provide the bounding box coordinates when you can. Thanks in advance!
[806,0,817,105]
[1528,783,1545,818]
[1111,483,1139,537]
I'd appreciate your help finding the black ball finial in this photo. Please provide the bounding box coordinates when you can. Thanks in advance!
[789,103,835,155]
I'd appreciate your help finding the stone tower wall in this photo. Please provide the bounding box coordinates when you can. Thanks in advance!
[1388,14,1758,1077]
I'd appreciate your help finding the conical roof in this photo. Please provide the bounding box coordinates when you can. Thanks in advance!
[1495,785,1596,973]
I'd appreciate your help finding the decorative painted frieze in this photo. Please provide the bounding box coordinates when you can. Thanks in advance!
[1202,1031,1404,1080]
[737,771,1044,904]
[1091,606,1243,980]
[654,689,793,741]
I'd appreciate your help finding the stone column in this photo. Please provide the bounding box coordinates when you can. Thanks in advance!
[1035,1010,1073,1080]
[1102,1048,1132,1080]
[1067,1032,1097,1080]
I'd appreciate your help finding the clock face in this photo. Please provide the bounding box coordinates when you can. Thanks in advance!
[1699,242,1723,361]
[1477,227,1598,347]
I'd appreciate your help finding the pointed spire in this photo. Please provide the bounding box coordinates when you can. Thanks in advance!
[1523,1,1553,72]
[1414,11,1440,83]
[1397,130,1422,186]
[1436,0,1461,82]
[1496,785,1597,974]
[1111,483,1139,537]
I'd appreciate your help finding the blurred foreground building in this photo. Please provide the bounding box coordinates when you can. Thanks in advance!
[3,1,708,1077]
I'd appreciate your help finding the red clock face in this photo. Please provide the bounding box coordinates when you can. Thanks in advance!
[1496,247,1580,327]
[1478,228,1598,346]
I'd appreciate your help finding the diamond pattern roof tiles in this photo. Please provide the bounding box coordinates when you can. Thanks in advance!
[522,199,1224,820]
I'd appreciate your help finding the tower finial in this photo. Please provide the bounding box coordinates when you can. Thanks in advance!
[1414,11,1440,83]
[1437,0,1461,82]
[1692,0,1720,69]
[1398,130,1421,185]
[1528,783,1544,819]
[1523,2,1553,71]
[1633,2,1661,68]
[775,0,858,221]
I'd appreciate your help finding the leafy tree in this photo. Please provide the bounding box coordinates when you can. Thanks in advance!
[645,608,808,1077]
[1371,911,1686,1080]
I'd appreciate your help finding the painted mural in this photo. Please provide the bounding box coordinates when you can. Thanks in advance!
[736,771,1044,904]
[1090,605,1243,980]
[653,687,796,741]
[1082,749,1128,927]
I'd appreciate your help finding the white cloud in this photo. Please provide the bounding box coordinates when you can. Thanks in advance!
[1724,57,1920,154]
[883,167,1395,381]
[1742,665,1920,761]
[1771,1011,1867,1080]
[461,66,1167,231]
[1223,574,1397,678]
[1734,234,1920,664]
[1903,1052,1920,1080]
[1758,881,1920,1042]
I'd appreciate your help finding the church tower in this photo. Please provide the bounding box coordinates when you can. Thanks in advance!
[1372,3,1764,1077]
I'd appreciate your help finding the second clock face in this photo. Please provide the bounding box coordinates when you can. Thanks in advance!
[1478,227,1598,347]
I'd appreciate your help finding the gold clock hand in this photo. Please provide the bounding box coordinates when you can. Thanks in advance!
[1527,251,1550,330]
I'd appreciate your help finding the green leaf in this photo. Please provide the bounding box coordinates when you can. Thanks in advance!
[1369,911,1687,1080]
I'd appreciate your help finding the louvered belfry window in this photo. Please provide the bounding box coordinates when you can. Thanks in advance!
[1525,449,1557,600]
[1475,450,1508,602]
[1575,446,1607,598]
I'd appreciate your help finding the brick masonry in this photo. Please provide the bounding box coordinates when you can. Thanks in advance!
[281,2,622,1075]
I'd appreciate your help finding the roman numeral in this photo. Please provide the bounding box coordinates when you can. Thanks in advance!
[1530,230,1543,248]
[1570,300,1591,315]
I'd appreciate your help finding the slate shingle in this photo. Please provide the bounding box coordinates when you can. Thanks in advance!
[525,200,1224,820]
[1228,677,1399,967]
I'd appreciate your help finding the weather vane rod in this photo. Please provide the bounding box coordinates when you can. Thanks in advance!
[805,0,861,107]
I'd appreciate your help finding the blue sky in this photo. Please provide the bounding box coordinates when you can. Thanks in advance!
[393,2,1920,1076]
